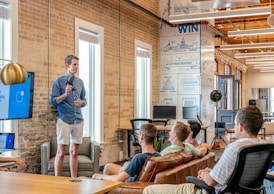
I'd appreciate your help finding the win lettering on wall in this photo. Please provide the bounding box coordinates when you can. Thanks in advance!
[177,23,199,34]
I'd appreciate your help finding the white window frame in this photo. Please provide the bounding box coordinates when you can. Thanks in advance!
[134,39,152,118]
[0,0,18,155]
[75,18,104,144]
[0,1,18,130]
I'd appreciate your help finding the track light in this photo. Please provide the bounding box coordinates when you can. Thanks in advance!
[228,28,274,37]
[234,52,274,58]
[169,7,271,24]
[219,42,274,51]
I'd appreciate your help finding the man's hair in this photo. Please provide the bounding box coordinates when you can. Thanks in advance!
[65,54,79,65]
[140,123,157,144]
[187,120,201,138]
[173,121,190,142]
[236,105,263,136]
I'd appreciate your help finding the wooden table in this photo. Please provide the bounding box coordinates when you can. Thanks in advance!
[0,171,122,194]
[118,124,209,158]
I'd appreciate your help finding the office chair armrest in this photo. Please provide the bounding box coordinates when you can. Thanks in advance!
[186,176,215,194]
[265,173,274,181]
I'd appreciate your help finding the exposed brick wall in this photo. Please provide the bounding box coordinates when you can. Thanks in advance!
[16,0,159,173]
[15,0,247,174]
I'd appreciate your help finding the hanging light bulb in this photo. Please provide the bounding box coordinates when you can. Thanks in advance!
[0,59,27,85]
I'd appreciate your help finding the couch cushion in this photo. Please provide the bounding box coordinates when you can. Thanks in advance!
[50,137,91,158]
[137,150,193,182]
[48,155,93,171]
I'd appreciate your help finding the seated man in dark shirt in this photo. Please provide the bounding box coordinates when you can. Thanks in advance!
[92,123,160,182]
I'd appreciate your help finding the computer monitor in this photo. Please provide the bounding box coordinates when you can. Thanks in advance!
[153,105,176,119]
[182,106,197,120]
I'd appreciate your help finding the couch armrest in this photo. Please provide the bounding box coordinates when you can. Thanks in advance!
[108,182,155,194]
[41,141,50,175]
[91,141,100,174]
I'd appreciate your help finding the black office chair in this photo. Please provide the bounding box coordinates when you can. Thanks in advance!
[186,143,274,194]
[130,118,153,146]
[152,119,169,145]
[152,119,168,126]
[210,122,227,148]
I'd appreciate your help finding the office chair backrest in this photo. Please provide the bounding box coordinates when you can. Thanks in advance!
[130,118,153,146]
[220,143,274,194]
[152,119,168,126]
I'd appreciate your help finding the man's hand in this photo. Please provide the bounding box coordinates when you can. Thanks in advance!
[92,173,104,180]
[197,167,211,179]
[14,158,27,171]
[0,167,9,171]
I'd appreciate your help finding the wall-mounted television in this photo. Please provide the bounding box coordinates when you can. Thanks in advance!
[153,105,176,119]
[0,72,35,120]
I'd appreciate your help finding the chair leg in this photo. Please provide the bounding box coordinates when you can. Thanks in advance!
[210,135,219,149]
[219,136,227,145]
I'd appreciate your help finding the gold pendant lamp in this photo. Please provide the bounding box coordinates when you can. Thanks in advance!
[0,59,27,85]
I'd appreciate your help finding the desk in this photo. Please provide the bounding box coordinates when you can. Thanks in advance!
[0,171,122,194]
[118,125,208,158]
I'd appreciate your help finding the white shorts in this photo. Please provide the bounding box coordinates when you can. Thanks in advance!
[56,119,84,145]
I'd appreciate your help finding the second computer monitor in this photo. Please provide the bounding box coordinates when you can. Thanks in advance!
[182,106,197,120]
[153,105,176,119]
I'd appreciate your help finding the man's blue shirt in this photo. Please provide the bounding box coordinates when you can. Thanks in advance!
[51,74,86,124]
[124,152,161,182]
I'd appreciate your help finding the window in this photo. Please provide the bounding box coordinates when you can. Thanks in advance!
[134,40,152,118]
[235,69,242,109]
[224,64,231,75]
[0,0,18,134]
[75,18,104,144]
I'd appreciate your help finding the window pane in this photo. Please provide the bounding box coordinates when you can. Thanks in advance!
[135,40,151,119]
[76,19,104,143]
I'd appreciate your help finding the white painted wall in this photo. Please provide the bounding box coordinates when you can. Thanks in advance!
[247,69,274,103]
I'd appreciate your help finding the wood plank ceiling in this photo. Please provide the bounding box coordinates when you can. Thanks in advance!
[214,0,274,53]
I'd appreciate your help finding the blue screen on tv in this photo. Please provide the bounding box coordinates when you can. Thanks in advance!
[0,72,34,120]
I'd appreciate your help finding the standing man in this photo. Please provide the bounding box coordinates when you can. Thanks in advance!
[51,54,86,178]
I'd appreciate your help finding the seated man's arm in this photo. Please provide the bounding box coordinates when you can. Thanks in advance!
[0,167,9,171]
[0,156,26,170]
[198,169,217,187]
[199,143,209,157]
[92,171,130,182]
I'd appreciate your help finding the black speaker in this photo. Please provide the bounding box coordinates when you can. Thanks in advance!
[249,99,256,105]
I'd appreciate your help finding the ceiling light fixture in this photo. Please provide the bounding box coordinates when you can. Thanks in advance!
[245,58,274,63]
[0,59,27,85]
[228,28,274,37]
[219,42,274,51]
[245,61,274,65]
[253,65,274,68]
[253,64,274,67]
[169,7,271,24]
[234,52,274,58]
[260,70,274,72]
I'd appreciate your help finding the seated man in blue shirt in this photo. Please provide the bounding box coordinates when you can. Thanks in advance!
[92,123,160,182]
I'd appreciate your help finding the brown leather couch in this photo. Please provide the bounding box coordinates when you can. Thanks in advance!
[109,151,216,194]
